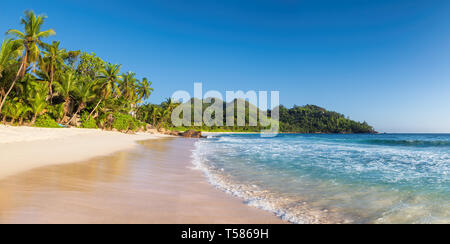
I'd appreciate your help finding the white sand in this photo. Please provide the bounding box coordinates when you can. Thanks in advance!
[0,125,167,179]
[0,137,286,224]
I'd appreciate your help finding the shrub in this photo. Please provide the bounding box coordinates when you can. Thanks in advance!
[112,113,143,132]
[112,113,129,131]
[35,114,60,128]
[47,104,64,122]
[80,112,97,129]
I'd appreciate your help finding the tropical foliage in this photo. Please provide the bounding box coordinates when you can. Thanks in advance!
[0,11,155,132]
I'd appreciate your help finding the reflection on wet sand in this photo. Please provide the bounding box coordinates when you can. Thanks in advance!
[0,138,284,224]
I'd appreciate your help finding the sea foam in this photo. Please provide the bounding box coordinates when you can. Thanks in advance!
[191,134,450,224]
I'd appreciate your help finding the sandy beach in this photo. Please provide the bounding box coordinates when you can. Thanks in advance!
[0,125,168,180]
[0,126,284,224]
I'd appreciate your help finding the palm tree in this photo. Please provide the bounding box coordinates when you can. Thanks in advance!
[0,39,22,79]
[1,11,55,116]
[160,98,179,128]
[54,71,77,122]
[0,39,23,115]
[162,97,178,112]
[2,101,12,123]
[41,41,66,100]
[159,109,172,129]
[151,106,162,127]
[7,99,29,124]
[6,10,56,77]
[89,63,122,118]
[137,77,153,103]
[120,71,137,100]
[18,104,31,125]
[27,81,48,124]
[49,103,64,123]
[67,79,96,125]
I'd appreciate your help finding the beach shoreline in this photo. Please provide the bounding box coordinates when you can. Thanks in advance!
[0,126,285,224]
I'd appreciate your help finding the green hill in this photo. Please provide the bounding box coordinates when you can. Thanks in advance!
[275,104,376,134]
[171,99,376,134]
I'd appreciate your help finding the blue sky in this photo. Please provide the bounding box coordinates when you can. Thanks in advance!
[1,0,449,132]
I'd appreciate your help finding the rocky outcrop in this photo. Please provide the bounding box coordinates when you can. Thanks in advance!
[141,124,203,138]
[181,130,205,138]
[166,130,180,136]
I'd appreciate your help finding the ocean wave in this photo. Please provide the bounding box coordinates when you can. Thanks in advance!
[192,134,450,223]
[191,140,350,224]
[359,139,450,147]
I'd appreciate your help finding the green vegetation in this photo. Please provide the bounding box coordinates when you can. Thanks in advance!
[0,10,154,132]
[80,112,97,129]
[277,105,375,133]
[137,98,376,134]
[34,114,59,128]
[1,10,375,134]
[112,113,142,132]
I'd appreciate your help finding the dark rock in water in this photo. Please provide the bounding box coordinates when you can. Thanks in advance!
[182,130,205,138]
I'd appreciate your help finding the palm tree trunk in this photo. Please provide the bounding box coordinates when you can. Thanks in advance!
[48,64,54,103]
[62,96,70,122]
[67,103,85,125]
[11,118,15,124]
[0,62,24,115]
[89,98,103,119]
[20,50,28,78]
[31,113,38,124]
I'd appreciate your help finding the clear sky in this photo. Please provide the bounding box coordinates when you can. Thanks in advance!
[1,0,449,132]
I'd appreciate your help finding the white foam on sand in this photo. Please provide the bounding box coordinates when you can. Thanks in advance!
[190,139,348,224]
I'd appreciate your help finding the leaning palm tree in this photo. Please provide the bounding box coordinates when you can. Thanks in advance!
[67,79,96,125]
[89,63,122,118]
[6,10,56,77]
[1,10,55,116]
[0,39,24,115]
[54,71,77,122]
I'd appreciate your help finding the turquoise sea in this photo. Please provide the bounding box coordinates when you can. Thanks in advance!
[193,134,450,223]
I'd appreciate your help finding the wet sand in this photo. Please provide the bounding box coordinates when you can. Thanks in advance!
[0,138,285,224]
